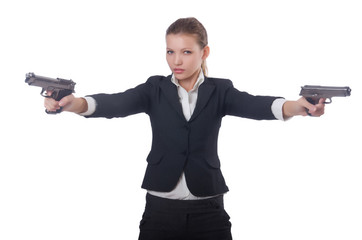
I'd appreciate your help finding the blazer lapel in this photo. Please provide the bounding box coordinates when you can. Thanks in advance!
[160,75,186,120]
[190,77,215,122]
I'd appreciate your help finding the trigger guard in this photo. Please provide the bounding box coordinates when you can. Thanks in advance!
[40,88,58,99]
[324,98,332,104]
[40,88,49,97]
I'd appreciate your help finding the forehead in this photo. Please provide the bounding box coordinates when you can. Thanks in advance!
[166,33,200,49]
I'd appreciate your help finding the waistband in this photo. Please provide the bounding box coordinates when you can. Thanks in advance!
[145,193,224,213]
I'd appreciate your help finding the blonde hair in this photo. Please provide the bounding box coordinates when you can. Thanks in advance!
[166,17,209,76]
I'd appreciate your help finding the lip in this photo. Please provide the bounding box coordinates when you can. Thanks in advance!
[173,68,185,74]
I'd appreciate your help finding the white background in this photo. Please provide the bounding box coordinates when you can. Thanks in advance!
[1,0,361,239]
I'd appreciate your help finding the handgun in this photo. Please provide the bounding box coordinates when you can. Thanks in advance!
[299,85,351,115]
[299,85,351,104]
[25,72,76,114]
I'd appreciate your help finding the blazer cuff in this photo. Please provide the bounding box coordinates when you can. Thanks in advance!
[271,98,287,121]
[78,96,97,116]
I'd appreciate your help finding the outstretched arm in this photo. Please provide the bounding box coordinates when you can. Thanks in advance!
[45,80,151,118]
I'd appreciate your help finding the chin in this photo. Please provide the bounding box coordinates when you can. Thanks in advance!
[173,72,188,80]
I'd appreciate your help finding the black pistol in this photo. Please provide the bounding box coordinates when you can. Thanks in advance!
[25,72,76,114]
[299,85,351,115]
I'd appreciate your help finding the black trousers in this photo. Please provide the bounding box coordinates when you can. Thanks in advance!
[138,193,232,240]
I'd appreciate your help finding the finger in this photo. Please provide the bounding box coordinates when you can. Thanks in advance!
[319,98,326,104]
[44,97,60,111]
[305,98,325,117]
[299,97,317,114]
[315,102,325,117]
[58,94,74,107]
[58,97,68,107]
[46,90,53,97]
[44,103,60,112]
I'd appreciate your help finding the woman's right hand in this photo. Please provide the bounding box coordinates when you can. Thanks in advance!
[44,91,87,114]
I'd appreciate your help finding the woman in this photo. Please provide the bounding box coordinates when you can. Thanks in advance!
[45,17,325,240]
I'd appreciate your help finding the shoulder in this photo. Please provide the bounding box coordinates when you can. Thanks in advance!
[204,76,234,89]
[146,75,172,85]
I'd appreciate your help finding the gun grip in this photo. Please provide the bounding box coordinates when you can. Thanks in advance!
[306,97,319,105]
[46,107,63,114]
[53,89,73,101]
[304,97,318,116]
[304,97,330,116]
[45,89,73,114]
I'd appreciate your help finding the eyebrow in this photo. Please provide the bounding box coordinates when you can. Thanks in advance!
[166,47,193,51]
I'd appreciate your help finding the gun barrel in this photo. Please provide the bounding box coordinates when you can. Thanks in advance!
[25,72,76,91]
[300,85,351,98]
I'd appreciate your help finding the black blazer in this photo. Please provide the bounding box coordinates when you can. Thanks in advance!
[87,75,280,197]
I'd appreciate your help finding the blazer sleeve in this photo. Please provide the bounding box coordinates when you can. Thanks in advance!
[223,80,281,120]
[85,80,152,119]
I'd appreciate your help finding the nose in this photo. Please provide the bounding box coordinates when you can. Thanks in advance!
[174,53,182,66]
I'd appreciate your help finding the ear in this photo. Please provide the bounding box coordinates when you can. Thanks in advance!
[202,46,210,60]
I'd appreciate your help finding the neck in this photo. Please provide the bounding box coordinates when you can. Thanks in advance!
[179,69,201,92]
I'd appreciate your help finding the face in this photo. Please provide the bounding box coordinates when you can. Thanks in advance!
[166,33,209,82]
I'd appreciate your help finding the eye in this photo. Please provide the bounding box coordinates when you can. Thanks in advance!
[167,50,174,55]
[184,50,192,54]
